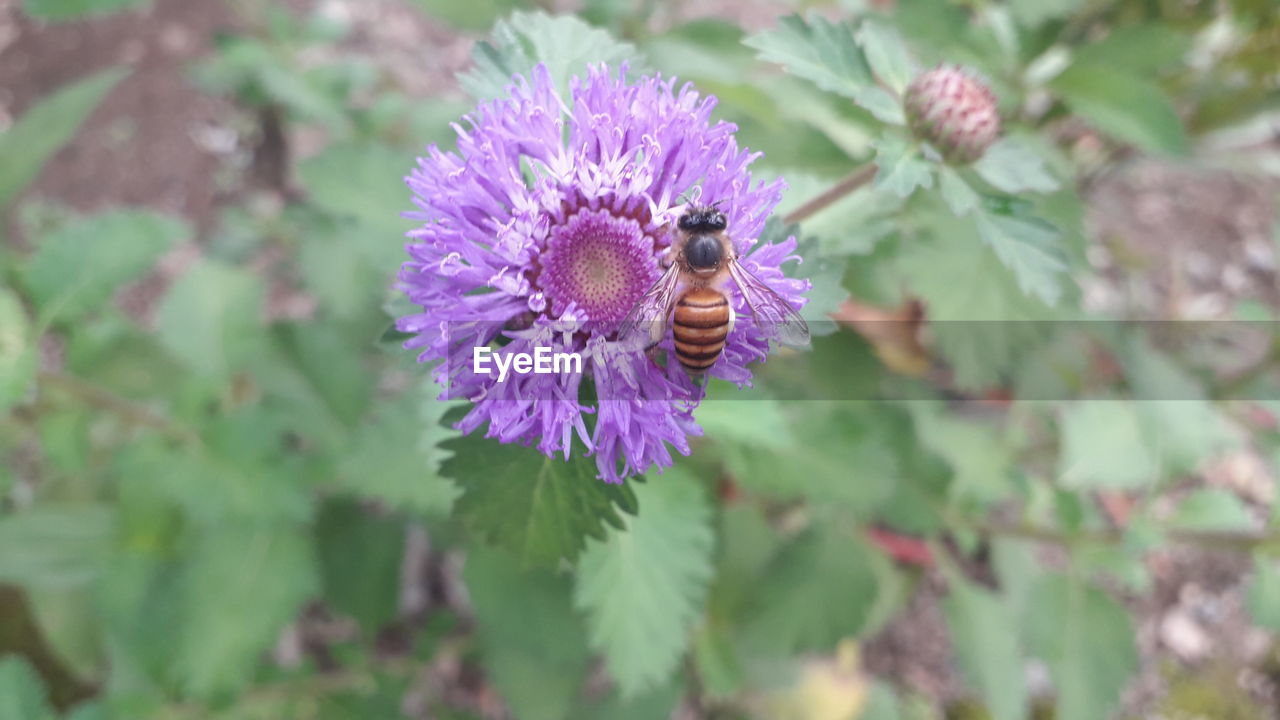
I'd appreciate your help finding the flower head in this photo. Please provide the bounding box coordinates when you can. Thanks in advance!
[903,64,1000,164]
[397,63,808,482]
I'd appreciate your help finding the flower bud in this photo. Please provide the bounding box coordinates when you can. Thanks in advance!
[903,65,1000,164]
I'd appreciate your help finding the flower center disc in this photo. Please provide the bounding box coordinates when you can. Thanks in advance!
[540,208,657,329]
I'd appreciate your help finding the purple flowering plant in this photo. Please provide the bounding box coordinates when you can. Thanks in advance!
[396,63,810,482]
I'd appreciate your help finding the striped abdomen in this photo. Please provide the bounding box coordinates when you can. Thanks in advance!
[672,288,730,374]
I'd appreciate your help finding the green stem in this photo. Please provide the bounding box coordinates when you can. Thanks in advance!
[970,518,1280,552]
[38,370,199,446]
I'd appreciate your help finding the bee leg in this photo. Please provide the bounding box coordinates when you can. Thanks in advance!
[727,304,736,335]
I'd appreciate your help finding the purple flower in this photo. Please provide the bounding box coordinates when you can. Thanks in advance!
[397,63,808,482]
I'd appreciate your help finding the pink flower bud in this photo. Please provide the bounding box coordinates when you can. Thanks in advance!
[903,65,1001,164]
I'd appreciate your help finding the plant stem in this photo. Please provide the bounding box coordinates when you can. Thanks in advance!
[971,518,1280,552]
[782,164,876,226]
[38,370,199,445]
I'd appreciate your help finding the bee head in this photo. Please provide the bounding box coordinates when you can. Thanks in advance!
[677,205,728,233]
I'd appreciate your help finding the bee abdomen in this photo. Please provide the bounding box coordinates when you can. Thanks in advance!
[673,289,730,372]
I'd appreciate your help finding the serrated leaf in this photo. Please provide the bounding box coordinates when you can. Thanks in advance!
[973,137,1060,194]
[852,86,906,125]
[296,141,414,273]
[743,522,878,655]
[157,260,264,383]
[1025,574,1137,720]
[0,288,35,412]
[896,229,1049,389]
[856,20,913,93]
[1050,63,1187,155]
[720,404,896,514]
[1120,340,1237,473]
[177,522,318,699]
[937,167,980,216]
[912,404,1012,502]
[574,466,714,696]
[1058,401,1158,490]
[744,15,874,100]
[0,656,55,720]
[445,435,639,568]
[873,136,933,198]
[465,547,590,720]
[22,0,146,20]
[0,505,114,590]
[23,211,188,324]
[459,11,638,101]
[337,390,460,516]
[943,572,1028,720]
[974,211,1067,306]
[0,68,127,210]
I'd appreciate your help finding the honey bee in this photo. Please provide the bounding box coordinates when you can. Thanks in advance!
[616,204,810,376]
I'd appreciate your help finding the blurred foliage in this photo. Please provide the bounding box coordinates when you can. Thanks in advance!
[2,0,1280,719]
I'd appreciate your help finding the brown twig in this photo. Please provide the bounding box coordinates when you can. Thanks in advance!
[782,164,877,226]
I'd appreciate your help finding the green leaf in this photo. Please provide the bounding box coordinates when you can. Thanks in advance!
[744,15,874,101]
[743,522,878,655]
[0,68,126,210]
[1171,489,1254,531]
[1025,574,1137,720]
[296,141,414,272]
[855,20,913,93]
[1074,25,1190,76]
[719,404,896,515]
[943,573,1028,720]
[157,260,264,382]
[973,137,1060,194]
[459,11,639,101]
[0,287,35,412]
[22,0,146,20]
[911,404,1012,502]
[337,390,460,516]
[1246,553,1280,631]
[465,547,590,720]
[0,505,114,590]
[445,435,639,568]
[0,656,55,720]
[1057,401,1158,490]
[1050,63,1188,155]
[1008,0,1081,29]
[27,586,102,682]
[574,466,714,696]
[974,210,1067,306]
[873,136,933,198]
[938,167,980,216]
[176,522,318,699]
[1120,341,1237,473]
[410,0,528,31]
[896,228,1050,389]
[23,211,188,324]
[315,500,406,632]
[272,323,374,428]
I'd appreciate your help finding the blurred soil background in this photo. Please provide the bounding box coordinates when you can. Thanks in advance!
[2,0,1279,717]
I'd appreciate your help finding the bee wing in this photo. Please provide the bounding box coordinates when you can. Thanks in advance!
[616,263,681,350]
[727,256,811,347]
